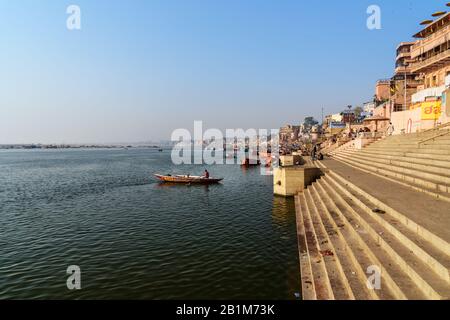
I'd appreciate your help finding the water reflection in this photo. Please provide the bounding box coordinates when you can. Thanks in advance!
[272,196,296,226]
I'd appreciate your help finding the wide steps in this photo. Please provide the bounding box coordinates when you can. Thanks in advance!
[354,150,450,169]
[310,183,396,299]
[322,175,450,299]
[295,194,318,300]
[332,152,450,196]
[357,149,450,162]
[366,146,450,155]
[314,180,417,299]
[338,149,450,180]
[296,171,450,299]
[307,187,372,299]
[303,191,354,300]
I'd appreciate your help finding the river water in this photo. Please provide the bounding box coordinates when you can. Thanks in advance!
[0,149,299,299]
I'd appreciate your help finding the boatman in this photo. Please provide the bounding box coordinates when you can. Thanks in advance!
[204,169,210,179]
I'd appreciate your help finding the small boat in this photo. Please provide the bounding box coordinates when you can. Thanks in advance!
[240,158,261,167]
[154,174,223,184]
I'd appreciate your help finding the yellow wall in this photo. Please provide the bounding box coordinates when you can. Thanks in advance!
[420,101,442,120]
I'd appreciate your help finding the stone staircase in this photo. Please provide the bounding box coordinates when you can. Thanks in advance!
[295,164,450,300]
[321,139,350,156]
[330,129,450,202]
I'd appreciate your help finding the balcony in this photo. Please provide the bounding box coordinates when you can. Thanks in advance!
[395,65,412,75]
[411,24,450,58]
[411,49,450,73]
[396,51,411,61]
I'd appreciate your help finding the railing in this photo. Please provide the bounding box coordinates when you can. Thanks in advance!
[396,52,410,61]
[411,49,450,72]
[394,65,411,74]
[411,24,450,52]
[418,130,450,145]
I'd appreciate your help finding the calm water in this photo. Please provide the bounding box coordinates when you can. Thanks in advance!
[0,149,299,299]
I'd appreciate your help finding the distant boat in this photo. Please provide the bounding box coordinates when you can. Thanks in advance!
[240,158,261,167]
[154,174,223,184]
[158,148,163,152]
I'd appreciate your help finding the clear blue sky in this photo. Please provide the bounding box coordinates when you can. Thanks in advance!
[0,0,446,143]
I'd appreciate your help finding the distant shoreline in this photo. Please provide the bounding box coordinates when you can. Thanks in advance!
[0,144,167,150]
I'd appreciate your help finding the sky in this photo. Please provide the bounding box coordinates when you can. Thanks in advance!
[0,0,447,144]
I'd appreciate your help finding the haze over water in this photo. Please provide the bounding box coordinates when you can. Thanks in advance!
[0,149,299,299]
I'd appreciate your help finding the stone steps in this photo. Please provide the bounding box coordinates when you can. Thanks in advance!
[386,129,450,141]
[332,152,450,195]
[296,168,450,300]
[321,176,450,298]
[298,192,335,299]
[297,188,393,299]
[306,188,369,299]
[295,194,317,300]
[332,153,450,202]
[303,191,353,300]
[330,154,450,203]
[320,166,450,257]
[354,150,450,169]
[338,149,450,179]
[357,149,450,162]
[366,146,450,155]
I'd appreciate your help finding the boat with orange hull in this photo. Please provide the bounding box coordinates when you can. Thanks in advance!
[154,174,223,184]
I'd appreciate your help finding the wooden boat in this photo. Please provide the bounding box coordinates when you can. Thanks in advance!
[154,174,223,184]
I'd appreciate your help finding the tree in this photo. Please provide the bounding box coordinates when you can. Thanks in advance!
[303,117,319,133]
[304,117,318,127]
[354,106,363,118]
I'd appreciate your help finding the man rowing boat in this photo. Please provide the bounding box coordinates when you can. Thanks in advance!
[203,169,210,179]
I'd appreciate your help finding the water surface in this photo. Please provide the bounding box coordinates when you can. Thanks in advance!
[0,149,299,299]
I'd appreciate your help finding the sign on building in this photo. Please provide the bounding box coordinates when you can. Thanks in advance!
[421,101,442,120]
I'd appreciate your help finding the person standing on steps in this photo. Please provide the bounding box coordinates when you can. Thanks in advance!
[387,122,395,136]
[311,144,317,161]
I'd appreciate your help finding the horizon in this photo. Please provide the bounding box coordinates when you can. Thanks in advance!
[1,0,445,144]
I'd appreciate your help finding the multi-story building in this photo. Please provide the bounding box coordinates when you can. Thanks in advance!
[410,12,450,90]
[279,125,300,143]
[389,10,450,134]
[391,42,422,111]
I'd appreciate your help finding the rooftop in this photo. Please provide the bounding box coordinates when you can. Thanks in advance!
[413,11,450,38]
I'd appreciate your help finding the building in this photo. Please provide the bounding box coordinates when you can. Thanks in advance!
[341,109,356,124]
[390,9,450,134]
[375,79,391,102]
[363,101,376,116]
[410,12,450,90]
[391,42,422,111]
[324,113,343,127]
[279,125,300,143]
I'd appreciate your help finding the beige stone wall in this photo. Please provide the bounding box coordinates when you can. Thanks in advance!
[390,108,438,134]
[424,65,450,88]
[273,167,323,197]
[373,103,392,119]
[376,82,390,101]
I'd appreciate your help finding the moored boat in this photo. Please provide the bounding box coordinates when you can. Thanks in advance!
[154,174,223,184]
